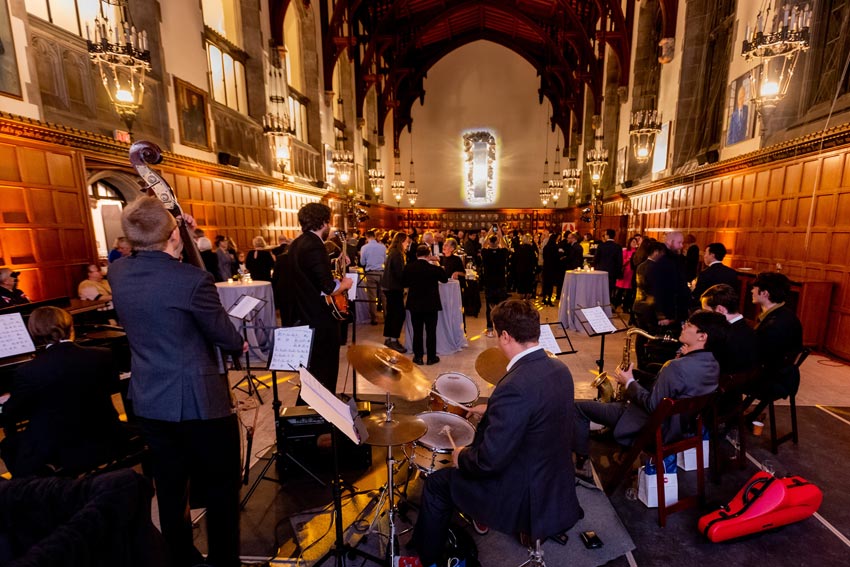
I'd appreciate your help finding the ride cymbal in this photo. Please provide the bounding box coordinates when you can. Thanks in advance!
[475,347,509,385]
[347,344,431,401]
[362,412,428,446]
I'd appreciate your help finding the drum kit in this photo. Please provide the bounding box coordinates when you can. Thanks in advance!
[346,344,507,561]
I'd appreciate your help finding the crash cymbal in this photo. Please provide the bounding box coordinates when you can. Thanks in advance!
[363,412,428,446]
[475,347,509,385]
[347,344,431,401]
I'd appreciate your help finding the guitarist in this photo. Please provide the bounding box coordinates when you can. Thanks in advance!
[276,203,353,397]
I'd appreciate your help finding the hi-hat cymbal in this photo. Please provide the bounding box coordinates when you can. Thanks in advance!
[347,344,431,401]
[363,412,428,446]
[475,347,509,385]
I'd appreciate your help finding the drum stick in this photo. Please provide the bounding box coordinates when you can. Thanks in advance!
[441,424,457,450]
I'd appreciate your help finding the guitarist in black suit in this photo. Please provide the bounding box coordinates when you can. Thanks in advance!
[403,244,449,365]
[275,203,353,395]
[692,242,740,304]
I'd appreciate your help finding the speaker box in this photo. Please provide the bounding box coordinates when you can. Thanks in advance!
[217,152,241,167]
[278,402,372,475]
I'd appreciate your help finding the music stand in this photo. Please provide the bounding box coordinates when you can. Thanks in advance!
[299,368,383,567]
[227,294,267,403]
[539,321,577,356]
[575,304,628,374]
[240,326,326,509]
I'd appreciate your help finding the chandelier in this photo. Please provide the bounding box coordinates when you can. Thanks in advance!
[629,109,661,164]
[391,152,405,205]
[86,0,151,134]
[368,164,385,197]
[742,2,811,114]
[562,159,580,200]
[586,132,608,187]
[539,185,551,207]
[332,149,354,186]
[263,52,292,174]
[407,135,418,206]
[549,135,563,206]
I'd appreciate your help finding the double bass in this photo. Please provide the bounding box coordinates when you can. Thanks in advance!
[129,141,203,269]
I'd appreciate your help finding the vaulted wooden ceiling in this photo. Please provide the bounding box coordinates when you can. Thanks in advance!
[270,1,679,144]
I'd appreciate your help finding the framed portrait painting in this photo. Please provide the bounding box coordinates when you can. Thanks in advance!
[0,0,22,99]
[174,77,210,150]
[726,72,755,146]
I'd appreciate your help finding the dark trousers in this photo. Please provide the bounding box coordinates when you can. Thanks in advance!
[410,310,438,359]
[383,289,405,339]
[138,414,241,567]
[573,400,627,457]
[414,467,459,566]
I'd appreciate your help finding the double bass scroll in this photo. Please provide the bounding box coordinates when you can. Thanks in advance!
[129,141,204,269]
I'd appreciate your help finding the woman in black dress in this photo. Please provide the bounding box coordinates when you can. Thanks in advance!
[381,232,410,353]
[245,236,275,281]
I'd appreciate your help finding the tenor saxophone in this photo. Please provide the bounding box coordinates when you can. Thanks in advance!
[590,327,670,402]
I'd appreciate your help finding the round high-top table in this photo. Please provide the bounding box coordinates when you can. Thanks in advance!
[558,270,612,332]
[403,279,467,355]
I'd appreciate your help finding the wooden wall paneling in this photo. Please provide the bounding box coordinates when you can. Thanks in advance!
[1,186,28,224]
[46,153,75,188]
[34,229,63,262]
[784,163,802,194]
[212,179,223,203]
[814,194,837,226]
[742,173,756,200]
[225,206,236,227]
[215,205,225,226]
[800,159,819,194]
[192,202,206,225]
[16,268,42,300]
[731,176,743,200]
[769,168,785,196]
[828,232,850,266]
[17,147,51,186]
[53,190,83,224]
[235,208,245,226]
[42,265,71,299]
[63,228,88,260]
[4,229,35,264]
[201,178,213,202]
[821,154,844,191]
[809,232,831,264]
[765,199,779,227]
[755,170,770,199]
[0,144,21,182]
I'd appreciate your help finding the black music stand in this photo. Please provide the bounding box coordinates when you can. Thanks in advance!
[240,326,325,509]
[575,304,628,374]
[540,321,577,356]
[227,294,267,403]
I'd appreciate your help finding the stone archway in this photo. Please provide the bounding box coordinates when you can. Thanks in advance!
[84,170,145,257]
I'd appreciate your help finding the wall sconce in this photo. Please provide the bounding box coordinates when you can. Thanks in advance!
[629,109,661,163]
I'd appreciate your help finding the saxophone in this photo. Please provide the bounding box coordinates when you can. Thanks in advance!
[590,328,671,402]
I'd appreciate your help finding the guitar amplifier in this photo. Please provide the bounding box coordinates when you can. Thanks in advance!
[278,402,372,475]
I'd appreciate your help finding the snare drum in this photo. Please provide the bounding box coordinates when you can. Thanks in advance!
[428,372,479,416]
[404,411,476,475]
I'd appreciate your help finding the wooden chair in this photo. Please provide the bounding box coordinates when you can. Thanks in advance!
[767,347,810,454]
[709,368,762,483]
[603,393,716,527]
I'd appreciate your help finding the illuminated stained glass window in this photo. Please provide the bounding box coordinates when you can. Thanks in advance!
[463,130,496,204]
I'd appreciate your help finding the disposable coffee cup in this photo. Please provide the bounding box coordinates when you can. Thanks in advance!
[752,420,764,436]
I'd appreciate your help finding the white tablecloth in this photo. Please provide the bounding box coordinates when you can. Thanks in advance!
[403,280,467,355]
[215,280,275,359]
[558,270,612,332]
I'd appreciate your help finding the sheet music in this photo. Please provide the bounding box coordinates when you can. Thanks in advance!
[0,313,36,359]
[345,273,358,301]
[228,295,262,320]
[269,326,313,371]
[538,324,561,354]
[581,306,617,334]
[299,368,363,445]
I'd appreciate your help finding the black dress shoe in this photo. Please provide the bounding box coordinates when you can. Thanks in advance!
[426,356,440,365]
[412,357,424,365]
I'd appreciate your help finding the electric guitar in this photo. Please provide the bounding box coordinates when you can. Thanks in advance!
[325,230,350,320]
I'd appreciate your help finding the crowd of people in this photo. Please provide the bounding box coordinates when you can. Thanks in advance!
[0,199,809,567]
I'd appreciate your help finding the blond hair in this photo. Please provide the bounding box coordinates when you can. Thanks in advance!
[121,197,177,251]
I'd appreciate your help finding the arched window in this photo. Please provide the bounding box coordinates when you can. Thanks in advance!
[202,0,248,113]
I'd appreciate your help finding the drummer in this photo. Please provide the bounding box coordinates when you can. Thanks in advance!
[412,299,581,566]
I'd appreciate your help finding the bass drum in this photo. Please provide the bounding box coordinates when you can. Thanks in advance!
[404,411,476,475]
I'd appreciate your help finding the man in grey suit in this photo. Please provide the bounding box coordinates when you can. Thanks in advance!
[414,300,581,567]
[573,310,727,477]
[110,197,247,567]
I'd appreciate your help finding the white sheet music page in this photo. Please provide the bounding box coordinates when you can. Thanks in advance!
[0,313,36,358]
[227,295,262,320]
[299,368,362,445]
[269,326,313,371]
[538,324,561,354]
[581,306,617,334]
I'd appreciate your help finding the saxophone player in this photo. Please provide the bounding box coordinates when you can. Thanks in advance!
[573,310,727,481]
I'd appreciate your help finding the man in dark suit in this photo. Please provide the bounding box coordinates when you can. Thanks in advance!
[110,196,246,567]
[594,228,623,296]
[573,310,726,476]
[403,244,449,365]
[700,284,759,374]
[414,300,581,567]
[745,272,803,420]
[1,306,127,477]
[692,242,740,304]
[275,203,353,393]
[563,231,584,271]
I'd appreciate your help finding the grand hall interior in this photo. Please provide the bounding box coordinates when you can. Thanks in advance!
[2,0,850,566]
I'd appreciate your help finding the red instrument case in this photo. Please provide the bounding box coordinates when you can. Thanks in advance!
[698,471,823,543]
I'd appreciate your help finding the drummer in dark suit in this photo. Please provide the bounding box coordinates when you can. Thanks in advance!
[403,244,449,365]
[413,300,581,567]
[691,242,740,304]
[110,196,246,567]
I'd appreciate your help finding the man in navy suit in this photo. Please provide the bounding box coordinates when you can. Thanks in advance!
[402,244,449,365]
[414,300,581,567]
[274,203,353,394]
[110,196,246,567]
[692,242,740,304]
